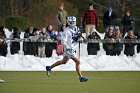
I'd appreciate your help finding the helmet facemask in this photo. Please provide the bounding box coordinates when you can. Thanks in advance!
[68,16,76,27]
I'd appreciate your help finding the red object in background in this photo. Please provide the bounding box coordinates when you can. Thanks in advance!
[56,43,64,56]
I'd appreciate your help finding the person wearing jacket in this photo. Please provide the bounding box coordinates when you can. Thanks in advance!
[124,30,136,56]
[56,2,68,32]
[0,26,7,56]
[135,30,140,53]
[46,16,88,82]
[10,27,21,55]
[0,33,7,56]
[103,7,117,32]
[113,27,123,56]
[45,28,58,57]
[122,10,134,37]
[103,26,114,55]
[38,27,50,58]
[82,3,98,38]
[87,28,101,55]
[23,27,33,55]
[31,27,39,56]
[0,26,6,38]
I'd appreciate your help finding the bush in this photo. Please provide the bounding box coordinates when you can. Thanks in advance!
[5,16,30,31]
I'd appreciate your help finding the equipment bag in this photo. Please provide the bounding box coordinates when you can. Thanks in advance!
[56,43,64,56]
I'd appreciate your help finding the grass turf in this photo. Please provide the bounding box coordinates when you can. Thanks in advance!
[0,71,140,93]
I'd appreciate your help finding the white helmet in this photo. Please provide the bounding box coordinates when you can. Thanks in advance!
[68,16,76,26]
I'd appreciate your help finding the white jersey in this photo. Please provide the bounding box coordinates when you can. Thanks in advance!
[61,26,79,58]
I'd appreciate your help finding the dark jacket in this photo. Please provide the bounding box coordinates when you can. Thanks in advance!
[135,30,140,53]
[23,28,33,55]
[122,15,133,26]
[87,33,101,55]
[124,36,136,56]
[103,11,117,28]
[0,26,6,38]
[103,34,114,55]
[122,15,134,36]
[10,28,21,55]
[113,39,123,56]
[0,38,7,56]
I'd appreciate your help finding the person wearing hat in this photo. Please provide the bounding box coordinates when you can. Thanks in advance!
[56,2,68,32]
[103,6,117,32]
[82,3,99,38]
[87,28,101,55]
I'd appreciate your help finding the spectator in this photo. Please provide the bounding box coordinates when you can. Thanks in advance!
[122,10,134,37]
[38,27,50,58]
[87,28,101,55]
[103,6,117,32]
[124,30,136,56]
[113,27,123,56]
[135,30,140,53]
[58,25,66,36]
[0,33,7,56]
[48,29,58,40]
[45,25,54,57]
[31,27,39,56]
[0,26,6,38]
[46,29,58,57]
[82,3,98,38]
[0,26,7,56]
[103,26,114,55]
[46,25,53,33]
[56,2,68,32]
[23,27,33,55]
[9,27,21,55]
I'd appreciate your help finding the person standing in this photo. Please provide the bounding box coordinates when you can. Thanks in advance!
[82,3,98,38]
[121,10,134,37]
[56,2,68,32]
[103,6,117,32]
[46,16,88,82]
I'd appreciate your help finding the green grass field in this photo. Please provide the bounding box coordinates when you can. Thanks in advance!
[0,71,140,93]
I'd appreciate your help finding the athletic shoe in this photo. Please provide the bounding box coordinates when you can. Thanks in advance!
[0,79,4,83]
[79,77,88,82]
[46,66,51,77]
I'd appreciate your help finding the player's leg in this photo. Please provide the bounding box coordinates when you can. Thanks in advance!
[46,57,69,76]
[51,57,69,68]
[72,57,82,77]
[72,58,88,82]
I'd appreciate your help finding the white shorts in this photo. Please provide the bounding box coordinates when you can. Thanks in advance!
[63,49,78,58]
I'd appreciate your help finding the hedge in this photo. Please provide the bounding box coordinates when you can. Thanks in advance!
[5,16,30,31]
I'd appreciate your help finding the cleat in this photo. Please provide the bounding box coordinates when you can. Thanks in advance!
[0,79,4,83]
[46,66,51,77]
[79,77,88,82]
